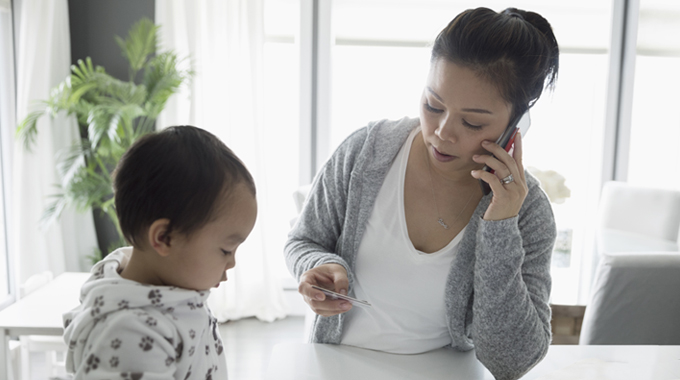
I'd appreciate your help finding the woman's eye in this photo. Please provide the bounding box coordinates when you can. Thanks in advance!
[221,249,232,256]
[423,102,443,114]
[462,119,482,130]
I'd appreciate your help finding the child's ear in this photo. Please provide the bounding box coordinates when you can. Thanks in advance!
[147,219,173,257]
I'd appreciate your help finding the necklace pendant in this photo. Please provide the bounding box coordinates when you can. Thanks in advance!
[438,218,449,229]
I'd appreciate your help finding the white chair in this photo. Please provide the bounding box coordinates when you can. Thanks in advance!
[596,181,680,254]
[15,272,69,380]
[580,182,680,345]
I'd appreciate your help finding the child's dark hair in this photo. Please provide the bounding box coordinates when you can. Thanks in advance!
[112,126,256,247]
[432,7,559,121]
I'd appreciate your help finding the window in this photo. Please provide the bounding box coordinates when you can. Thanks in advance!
[325,0,615,304]
[263,0,301,280]
[627,0,680,189]
[269,0,659,304]
[0,0,15,310]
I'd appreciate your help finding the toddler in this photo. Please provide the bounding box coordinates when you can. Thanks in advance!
[63,126,257,379]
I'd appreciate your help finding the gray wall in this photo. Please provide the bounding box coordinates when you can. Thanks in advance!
[67,0,155,253]
[69,0,155,82]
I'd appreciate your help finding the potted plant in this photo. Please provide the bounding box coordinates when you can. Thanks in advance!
[16,18,192,261]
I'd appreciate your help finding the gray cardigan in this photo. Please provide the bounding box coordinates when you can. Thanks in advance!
[285,117,556,380]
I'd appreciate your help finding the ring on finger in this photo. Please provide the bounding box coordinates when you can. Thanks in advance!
[501,174,514,185]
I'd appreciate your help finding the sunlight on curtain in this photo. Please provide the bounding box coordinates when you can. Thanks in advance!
[156,0,288,322]
[13,0,97,288]
[0,0,14,305]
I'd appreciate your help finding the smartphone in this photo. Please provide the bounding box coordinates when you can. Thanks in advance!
[311,285,372,309]
[479,111,531,195]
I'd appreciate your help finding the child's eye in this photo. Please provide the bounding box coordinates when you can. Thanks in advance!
[462,119,482,130]
[221,249,232,256]
[423,102,444,114]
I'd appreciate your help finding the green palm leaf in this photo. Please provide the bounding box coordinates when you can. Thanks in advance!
[16,107,47,151]
[115,18,158,79]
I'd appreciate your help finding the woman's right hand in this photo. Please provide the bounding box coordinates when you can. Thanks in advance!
[298,263,353,316]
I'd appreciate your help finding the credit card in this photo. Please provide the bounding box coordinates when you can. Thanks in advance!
[311,285,372,308]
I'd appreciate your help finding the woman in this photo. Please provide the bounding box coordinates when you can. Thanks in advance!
[285,7,559,380]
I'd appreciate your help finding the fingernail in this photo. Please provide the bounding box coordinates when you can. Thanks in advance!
[473,155,480,159]
[339,289,347,296]
[340,302,351,310]
[314,294,324,301]
[482,140,490,145]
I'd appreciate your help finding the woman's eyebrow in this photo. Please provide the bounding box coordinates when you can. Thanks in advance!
[426,87,444,102]
[427,87,493,114]
[462,108,493,114]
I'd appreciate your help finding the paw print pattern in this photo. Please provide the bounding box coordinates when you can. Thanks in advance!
[90,296,104,317]
[93,266,104,279]
[139,336,154,351]
[110,356,119,367]
[145,316,157,327]
[165,356,175,366]
[175,342,184,360]
[187,302,196,310]
[84,354,100,373]
[121,373,143,380]
[183,367,192,380]
[205,365,218,380]
[196,302,204,308]
[118,300,129,309]
[205,345,210,355]
[189,329,196,339]
[214,341,224,355]
[68,340,77,350]
[188,346,195,356]
[111,338,122,349]
[165,307,175,313]
[211,317,219,340]
[148,289,163,306]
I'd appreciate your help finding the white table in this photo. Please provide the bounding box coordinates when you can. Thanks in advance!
[265,343,680,380]
[0,272,89,380]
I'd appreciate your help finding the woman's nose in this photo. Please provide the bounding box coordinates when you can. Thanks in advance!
[435,120,457,143]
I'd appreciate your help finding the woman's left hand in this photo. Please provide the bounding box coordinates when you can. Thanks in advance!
[471,132,528,221]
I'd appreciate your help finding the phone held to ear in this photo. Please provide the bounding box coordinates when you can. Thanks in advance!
[479,111,531,195]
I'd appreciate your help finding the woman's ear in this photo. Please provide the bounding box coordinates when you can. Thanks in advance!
[147,219,173,257]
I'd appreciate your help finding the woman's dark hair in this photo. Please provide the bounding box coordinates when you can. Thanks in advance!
[112,125,256,247]
[432,7,559,121]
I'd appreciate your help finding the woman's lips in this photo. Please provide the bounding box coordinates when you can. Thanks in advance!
[432,146,457,162]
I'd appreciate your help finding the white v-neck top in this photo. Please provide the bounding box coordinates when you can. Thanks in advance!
[340,127,466,354]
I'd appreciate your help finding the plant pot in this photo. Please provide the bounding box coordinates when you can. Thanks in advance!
[92,207,123,258]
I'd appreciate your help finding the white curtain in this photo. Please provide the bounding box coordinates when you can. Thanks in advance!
[156,0,287,322]
[12,0,98,290]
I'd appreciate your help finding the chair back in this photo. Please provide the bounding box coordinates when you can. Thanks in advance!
[598,181,680,244]
[580,251,680,345]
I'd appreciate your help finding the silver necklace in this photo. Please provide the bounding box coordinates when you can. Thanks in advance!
[424,144,476,230]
